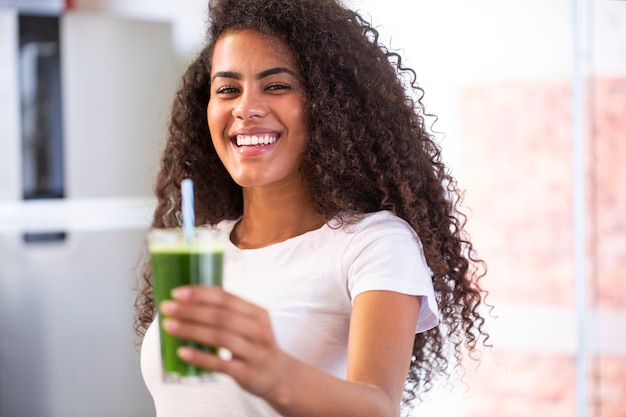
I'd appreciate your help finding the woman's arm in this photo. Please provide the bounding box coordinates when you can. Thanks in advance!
[161,287,420,417]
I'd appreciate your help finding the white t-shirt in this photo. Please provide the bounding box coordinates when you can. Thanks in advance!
[141,210,439,417]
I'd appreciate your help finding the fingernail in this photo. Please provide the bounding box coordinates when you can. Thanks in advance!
[178,346,193,360]
[160,300,177,315]
[162,318,180,332]
[171,286,191,300]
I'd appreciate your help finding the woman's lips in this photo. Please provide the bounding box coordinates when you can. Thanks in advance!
[231,133,280,156]
[235,134,278,147]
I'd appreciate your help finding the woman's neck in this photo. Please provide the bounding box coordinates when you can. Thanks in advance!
[231,184,326,249]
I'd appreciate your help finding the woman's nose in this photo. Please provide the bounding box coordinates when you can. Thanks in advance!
[231,89,268,120]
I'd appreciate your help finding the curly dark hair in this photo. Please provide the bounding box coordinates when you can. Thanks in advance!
[135,0,489,410]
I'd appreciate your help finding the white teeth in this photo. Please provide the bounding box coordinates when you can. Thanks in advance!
[236,135,277,147]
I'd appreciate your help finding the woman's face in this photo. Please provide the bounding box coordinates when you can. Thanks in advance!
[207,29,308,190]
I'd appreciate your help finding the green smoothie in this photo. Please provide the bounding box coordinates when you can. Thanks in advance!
[149,228,225,382]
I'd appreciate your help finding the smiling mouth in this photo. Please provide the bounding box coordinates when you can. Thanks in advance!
[236,134,278,147]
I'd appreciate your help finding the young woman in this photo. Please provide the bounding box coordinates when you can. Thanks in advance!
[135,0,489,416]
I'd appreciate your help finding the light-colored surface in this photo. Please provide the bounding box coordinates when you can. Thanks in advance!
[62,12,177,198]
[0,11,21,201]
[0,11,177,417]
[0,229,154,417]
[0,197,154,232]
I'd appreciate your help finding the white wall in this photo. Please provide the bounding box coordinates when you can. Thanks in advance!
[71,0,208,57]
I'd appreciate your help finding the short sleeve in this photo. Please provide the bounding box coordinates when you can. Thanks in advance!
[345,212,439,334]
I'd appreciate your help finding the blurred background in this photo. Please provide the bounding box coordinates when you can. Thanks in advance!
[0,0,624,416]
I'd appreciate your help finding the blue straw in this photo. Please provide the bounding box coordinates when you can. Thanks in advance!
[181,178,195,243]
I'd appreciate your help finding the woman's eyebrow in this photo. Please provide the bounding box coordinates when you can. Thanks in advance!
[211,71,240,82]
[211,67,296,82]
[256,67,296,79]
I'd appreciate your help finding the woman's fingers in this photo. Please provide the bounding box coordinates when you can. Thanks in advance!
[159,286,276,367]
[171,286,260,318]
[159,287,288,397]
[161,300,266,343]
[162,315,262,359]
[160,286,272,347]
[177,344,286,398]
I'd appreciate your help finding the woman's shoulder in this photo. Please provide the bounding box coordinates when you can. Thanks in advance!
[325,210,423,257]
[335,210,417,238]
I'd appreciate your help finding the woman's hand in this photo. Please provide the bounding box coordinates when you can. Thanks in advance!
[160,286,292,400]
[160,287,420,417]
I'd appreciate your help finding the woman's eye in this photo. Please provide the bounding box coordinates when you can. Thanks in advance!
[216,86,238,95]
[266,83,291,92]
